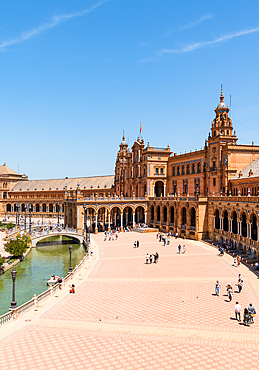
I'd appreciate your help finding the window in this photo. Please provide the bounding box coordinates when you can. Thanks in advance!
[160,168,163,174]
[186,164,190,174]
[182,165,185,175]
[177,166,180,175]
[213,161,216,167]
[213,178,216,186]
[197,162,201,173]
[155,168,159,174]
[172,167,175,176]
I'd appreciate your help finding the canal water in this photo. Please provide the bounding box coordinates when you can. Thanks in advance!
[0,236,86,316]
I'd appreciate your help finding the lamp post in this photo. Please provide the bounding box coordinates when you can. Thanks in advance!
[87,209,90,243]
[68,245,73,273]
[42,213,44,226]
[83,203,86,238]
[24,203,27,232]
[57,202,60,226]
[15,204,17,225]
[29,204,32,234]
[10,269,17,309]
[17,203,20,228]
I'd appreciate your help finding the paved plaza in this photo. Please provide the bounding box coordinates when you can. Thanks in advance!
[0,232,259,369]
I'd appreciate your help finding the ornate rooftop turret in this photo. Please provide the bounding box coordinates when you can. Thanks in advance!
[209,85,237,142]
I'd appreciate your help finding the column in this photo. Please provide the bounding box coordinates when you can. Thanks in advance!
[95,213,98,234]
[108,213,111,231]
[120,212,123,231]
[133,212,135,228]
[213,216,215,229]
[144,212,147,224]
[103,214,105,231]
[230,219,232,233]
[153,185,155,197]
[126,212,128,225]
[257,225,259,242]
[163,184,166,197]
[248,222,251,239]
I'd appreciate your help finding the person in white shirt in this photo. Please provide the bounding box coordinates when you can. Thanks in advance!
[235,302,241,322]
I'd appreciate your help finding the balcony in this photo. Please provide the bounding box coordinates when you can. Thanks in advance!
[181,225,186,230]
[210,166,217,172]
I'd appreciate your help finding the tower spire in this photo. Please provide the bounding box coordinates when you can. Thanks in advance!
[220,84,224,102]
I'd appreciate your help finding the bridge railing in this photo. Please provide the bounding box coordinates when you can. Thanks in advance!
[0,251,89,326]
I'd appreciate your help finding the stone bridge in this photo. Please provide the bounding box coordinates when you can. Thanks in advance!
[31,229,85,247]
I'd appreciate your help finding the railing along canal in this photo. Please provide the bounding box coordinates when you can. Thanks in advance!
[0,250,89,327]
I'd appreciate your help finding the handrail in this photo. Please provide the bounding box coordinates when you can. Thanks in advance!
[0,251,89,326]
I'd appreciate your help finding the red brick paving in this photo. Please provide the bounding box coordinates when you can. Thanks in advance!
[0,232,259,369]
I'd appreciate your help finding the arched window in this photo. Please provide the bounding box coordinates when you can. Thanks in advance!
[197,162,201,173]
[215,209,220,229]
[42,204,47,212]
[182,208,187,225]
[163,206,167,223]
[157,206,160,222]
[150,205,154,221]
[186,164,190,174]
[172,167,175,176]
[177,166,180,176]
[251,214,257,241]
[49,204,53,213]
[182,165,185,175]
[36,204,40,212]
[191,163,195,174]
[232,211,238,234]
[241,213,247,238]
[223,210,228,231]
[170,207,174,224]
[190,207,196,227]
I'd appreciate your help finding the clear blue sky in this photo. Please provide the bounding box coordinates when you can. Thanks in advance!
[1,0,259,179]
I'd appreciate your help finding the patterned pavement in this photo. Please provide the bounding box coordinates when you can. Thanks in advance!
[1,232,259,369]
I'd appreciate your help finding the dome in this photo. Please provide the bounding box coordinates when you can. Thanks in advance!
[217,101,227,109]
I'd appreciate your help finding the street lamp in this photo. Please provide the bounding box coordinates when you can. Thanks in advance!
[24,203,27,232]
[10,269,17,309]
[29,204,32,234]
[57,202,60,226]
[17,203,20,228]
[68,245,73,273]
[87,209,90,243]
[83,203,86,238]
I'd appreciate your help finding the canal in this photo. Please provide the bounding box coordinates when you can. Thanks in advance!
[0,236,86,316]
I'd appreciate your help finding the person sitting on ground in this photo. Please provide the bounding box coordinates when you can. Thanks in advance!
[69,284,75,294]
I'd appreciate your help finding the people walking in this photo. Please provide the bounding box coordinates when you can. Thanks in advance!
[215,280,220,296]
[145,253,149,264]
[243,308,251,326]
[183,245,186,254]
[228,287,233,302]
[149,254,153,264]
[238,280,244,293]
[248,303,256,323]
[137,240,139,248]
[235,302,241,322]
[178,244,181,254]
[134,241,137,248]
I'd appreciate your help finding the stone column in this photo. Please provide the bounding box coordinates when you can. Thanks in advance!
[103,213,105,231]
[229,219,232,233]
[108,213,111,232]
[163,184,166,197]
[144,212,147,224]
[153,184,155,197]
[120,212,123,231]
[95,213,98,234]
[126,212,128,226]
[248,222,251,239]
[213,216,216,229]
[133,212,135,228]
[257,224,259,242]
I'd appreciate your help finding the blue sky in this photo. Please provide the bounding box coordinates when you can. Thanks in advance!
[1,0,259,179]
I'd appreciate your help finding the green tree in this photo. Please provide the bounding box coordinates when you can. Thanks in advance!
[0,255,5,268]
[6,223,15,230]
[5,235,31,259]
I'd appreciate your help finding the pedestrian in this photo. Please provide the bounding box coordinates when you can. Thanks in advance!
[149,254,153,264]
[137,240,139,248]
[115,233,118,240]
[145,253,149,264]
[163,238,166,246]
[155,251,159,263]
[237,274,242,283]
[215,280,220,296]
[238,280,244,293]
[234,257,238,267]
[178,244,181,254]
[167,237,170,245]
[183,245,186,254]
[134,241,137,248]
[235,301,241,322]
[175,232,178,239]
[243,308,251,326]
[248,303,256,323]
[228,287,233,302]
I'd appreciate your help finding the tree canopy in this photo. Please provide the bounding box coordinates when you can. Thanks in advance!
[5,234,31,258]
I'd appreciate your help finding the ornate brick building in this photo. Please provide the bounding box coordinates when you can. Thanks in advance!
[2,87,259,259]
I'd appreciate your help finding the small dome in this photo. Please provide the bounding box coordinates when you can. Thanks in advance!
[217,101,227,109]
